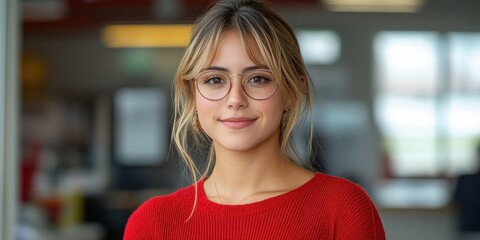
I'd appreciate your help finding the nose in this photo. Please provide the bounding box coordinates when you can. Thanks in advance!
[226,75,248,110]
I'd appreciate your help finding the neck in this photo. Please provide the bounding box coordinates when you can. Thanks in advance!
[207,154,313,205]
[205,130,313,204]
[211,141,287,191]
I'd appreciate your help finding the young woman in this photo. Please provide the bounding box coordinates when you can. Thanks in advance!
[124,0,386,239]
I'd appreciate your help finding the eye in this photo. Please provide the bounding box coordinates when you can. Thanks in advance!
[199,72,228,87]
[247,74,272,87]
[204,76,225,85]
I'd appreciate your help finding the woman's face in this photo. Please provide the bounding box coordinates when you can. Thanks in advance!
[195,30,287,152]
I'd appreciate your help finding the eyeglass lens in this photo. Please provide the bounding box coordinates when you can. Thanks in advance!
[195,70,277,100]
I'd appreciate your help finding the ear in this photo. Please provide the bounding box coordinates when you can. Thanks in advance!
[299,75,307,87]
[283,100,290,111]
[284,98,293,112]
[283,74,306,111]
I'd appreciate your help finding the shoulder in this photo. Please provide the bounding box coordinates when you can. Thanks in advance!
[309,173,386,240]
[124,184,196,239]
[310,173,371,200]
[134,184,195,217]
[299,173,376,215]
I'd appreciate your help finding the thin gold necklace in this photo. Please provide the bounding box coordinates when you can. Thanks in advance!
[212,173,281,205]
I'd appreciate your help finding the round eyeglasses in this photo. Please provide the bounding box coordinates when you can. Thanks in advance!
[191,69,278,101]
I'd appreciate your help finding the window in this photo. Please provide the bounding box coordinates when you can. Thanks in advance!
[297,30,340,65]
[446,33,480,174]
[374,31,480,177]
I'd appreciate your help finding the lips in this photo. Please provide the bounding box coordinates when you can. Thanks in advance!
[220,117,256,129]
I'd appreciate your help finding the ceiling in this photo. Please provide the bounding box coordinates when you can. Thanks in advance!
[22,0,320,32]
[23,0,480,33]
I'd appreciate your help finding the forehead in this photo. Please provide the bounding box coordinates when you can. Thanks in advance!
[206,30,267,69]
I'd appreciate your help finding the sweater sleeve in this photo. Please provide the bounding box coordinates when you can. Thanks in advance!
[123,198,160,240]
[334,182,386,240]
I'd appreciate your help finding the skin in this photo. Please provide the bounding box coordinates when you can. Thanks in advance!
[198,30,314,205]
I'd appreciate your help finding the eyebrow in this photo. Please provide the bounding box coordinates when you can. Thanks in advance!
[203,65,269,73]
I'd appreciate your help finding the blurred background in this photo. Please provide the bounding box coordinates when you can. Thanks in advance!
[1,0,480,239]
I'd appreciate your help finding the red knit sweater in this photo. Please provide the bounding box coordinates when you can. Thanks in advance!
[124,173,386,239]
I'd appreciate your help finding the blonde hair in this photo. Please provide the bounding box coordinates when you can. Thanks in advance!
[172,0,313,219]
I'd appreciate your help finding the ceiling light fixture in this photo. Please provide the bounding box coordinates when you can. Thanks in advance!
[324,0,424,13]
[101,24,193,48]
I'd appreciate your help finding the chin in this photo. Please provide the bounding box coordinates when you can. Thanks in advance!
[218,142,258,152]
[214,135,276,152]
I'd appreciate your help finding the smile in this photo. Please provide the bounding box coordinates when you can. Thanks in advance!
[220,117,256,129]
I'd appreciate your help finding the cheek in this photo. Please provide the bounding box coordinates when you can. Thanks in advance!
[195,90,211,107]
[270,92,287,112]
[261,95,286,122]
[268,106,284,125]
[195,93,214,125]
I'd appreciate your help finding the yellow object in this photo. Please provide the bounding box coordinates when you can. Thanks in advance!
[101,24,193,48]
[324,0,424,12]
[58,192,83,228]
